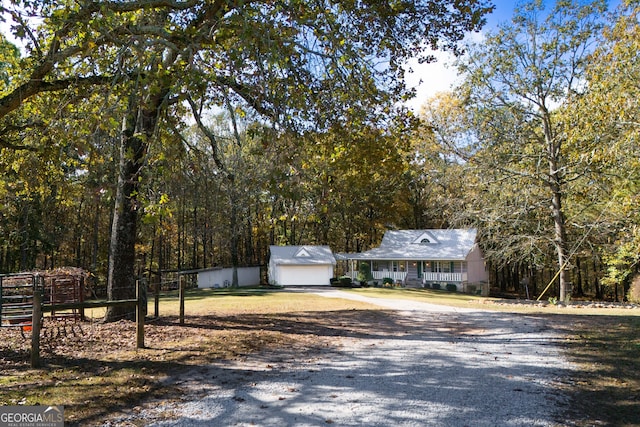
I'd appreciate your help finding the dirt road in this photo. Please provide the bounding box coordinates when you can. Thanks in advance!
[107,290,573,426]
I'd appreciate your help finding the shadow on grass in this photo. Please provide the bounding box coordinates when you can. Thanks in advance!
[154,286,281,301]
[2,305,638,426]
[547,314,640,426]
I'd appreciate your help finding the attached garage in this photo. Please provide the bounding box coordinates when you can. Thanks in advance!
[268,246,336,286]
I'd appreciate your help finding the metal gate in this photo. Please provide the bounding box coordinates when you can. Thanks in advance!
[0,273,40,329]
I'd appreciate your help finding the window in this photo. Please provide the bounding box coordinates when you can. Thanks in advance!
[391,261,405,272]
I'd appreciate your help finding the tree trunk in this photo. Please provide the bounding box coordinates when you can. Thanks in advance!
[104,81,168,322]
[594,257,603,299]
[544,112,569,302]
[104,106,147,322]
[575,256,584,297]
[230,187,239,287]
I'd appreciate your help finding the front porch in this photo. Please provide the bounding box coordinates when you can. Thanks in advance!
[345,270,466,285]
[343,259,468,287]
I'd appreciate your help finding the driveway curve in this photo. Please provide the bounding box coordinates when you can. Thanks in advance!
[110,289,574,427]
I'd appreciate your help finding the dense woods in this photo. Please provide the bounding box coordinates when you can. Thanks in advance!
[0,0,638,306]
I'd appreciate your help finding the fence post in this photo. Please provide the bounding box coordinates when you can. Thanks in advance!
[154,273,160,318]
[80,275,86,321]
[136,280,145,349]
[30,285,42,368]
[179,275,185,325]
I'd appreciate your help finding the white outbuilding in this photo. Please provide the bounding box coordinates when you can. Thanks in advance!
[268,245,336,286]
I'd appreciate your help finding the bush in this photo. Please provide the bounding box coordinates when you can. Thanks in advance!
[432,283,441,290]
[628,274,640,303]
[382,277,394,286]
[339,276,353,287]
[358,262,373,282]
[446,284,457,292]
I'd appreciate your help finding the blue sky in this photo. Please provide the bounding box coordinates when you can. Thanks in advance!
[404,0,518,111]
[405,0,621,111]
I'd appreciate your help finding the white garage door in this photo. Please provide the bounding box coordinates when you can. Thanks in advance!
[279,265,331,286]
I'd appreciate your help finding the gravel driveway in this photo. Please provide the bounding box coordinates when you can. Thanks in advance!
[110,290,574,426]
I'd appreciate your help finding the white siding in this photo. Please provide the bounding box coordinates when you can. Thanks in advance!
[197,267,261,288]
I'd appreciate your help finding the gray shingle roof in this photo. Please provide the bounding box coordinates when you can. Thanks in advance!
[269,245,336,265]
[338,229,478,261]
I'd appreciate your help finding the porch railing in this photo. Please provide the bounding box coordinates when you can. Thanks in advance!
[372,271,407,282]
[345,271,465,283]
[345,271,407,282]
[422,272,465,283]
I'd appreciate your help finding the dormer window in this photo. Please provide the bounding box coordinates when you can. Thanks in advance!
[413,231,438,245]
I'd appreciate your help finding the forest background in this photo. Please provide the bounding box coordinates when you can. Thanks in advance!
[0,0,638,315]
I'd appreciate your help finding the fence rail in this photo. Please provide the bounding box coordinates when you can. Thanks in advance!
[2,274,192,369]
[29,281,146,368]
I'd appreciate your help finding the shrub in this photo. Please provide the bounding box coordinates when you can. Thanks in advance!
[446,284,457,292]
[432,283,441,290]
[358,262,373,282]
[382,277,394,286]
[339,276,353,287]
[628,274,640,303]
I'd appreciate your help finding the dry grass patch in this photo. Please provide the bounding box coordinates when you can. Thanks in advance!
[550,315,640,427]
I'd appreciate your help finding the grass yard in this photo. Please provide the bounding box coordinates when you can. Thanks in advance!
[0,287,638,426]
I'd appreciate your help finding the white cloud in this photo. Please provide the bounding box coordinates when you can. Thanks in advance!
[403,31,487,112]
[403,50,460,112]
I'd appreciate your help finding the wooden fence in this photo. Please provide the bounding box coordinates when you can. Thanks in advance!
[30,281,146,368]
[2,274,192,368]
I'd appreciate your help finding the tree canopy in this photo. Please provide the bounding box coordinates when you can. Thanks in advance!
[0,0,493,317]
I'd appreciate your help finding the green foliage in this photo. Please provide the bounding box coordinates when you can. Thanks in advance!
[445,284,457,292]
[602,236,640,290]
[357,262,373,282]
[382,277,394,286]
[329,277,352,288]
[339,276,353,287]
[449,0,608,301]
[628,275,640,304]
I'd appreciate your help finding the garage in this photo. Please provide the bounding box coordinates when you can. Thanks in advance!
[268,246,336,287]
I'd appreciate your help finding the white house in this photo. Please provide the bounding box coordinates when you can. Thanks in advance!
[338,229,489,294]
[268,245,336,286]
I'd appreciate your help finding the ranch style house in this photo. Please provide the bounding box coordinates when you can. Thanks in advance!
[338,229,489,294]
